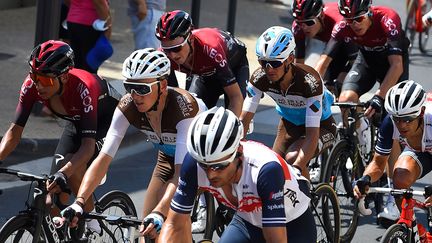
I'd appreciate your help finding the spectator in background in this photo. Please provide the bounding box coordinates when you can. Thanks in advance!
[59,0,70,44]
[128,0,166,50]
[66,0,112,73]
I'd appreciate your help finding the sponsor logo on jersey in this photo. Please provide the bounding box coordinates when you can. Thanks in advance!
[203,45,228,68]
[305,73,319,93]
[383,16,399,36]
[269,190,284,200]
[77,83,93,113]
[284,188,300,207]
[176,95,194,117]
[267,203,284,211]
[238,196,262,212]
[309,100,321,113]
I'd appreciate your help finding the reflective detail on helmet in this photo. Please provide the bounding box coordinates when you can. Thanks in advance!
[292,0,323,20]
[385,80,426,117]
[29,40,74,76]
[156,10,193,40]
[338,0,371,18]
[122,48,171,80]
[187,107,244,162]
[256,26,296,61]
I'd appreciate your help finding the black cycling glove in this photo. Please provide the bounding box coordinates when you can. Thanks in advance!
[49,171,68,192]
[353,175,371,195]
[367,95,384,127]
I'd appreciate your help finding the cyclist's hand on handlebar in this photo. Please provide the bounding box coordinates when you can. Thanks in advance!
[61,201,83,228]
[47,171,68,193]
[365,95,384,121]
[425,195,432,207]
[353,175,371,199]
[140,212,165,239]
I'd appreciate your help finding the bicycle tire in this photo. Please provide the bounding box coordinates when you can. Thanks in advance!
[191,190,216,239]
[323,139,362,243]
[311,183,341,243]
[419,0,432,53]
[379,223,409,243]
[405,0,417,53]
[95,190,138,243]
[0,214,37,242]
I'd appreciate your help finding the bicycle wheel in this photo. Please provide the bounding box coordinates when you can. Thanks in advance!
[379,223,409,243]
[311,183,341,243]
[419,0,432,53]
[191,190,216,239]
[405,0,417,53]
[0,215,37,242]
[95,190,138,242]
[323,139,363,243]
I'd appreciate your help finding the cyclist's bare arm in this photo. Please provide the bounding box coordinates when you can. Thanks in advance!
[353,152,389,198]
[315,54,333,78]
[75,152,113,202]
[263,227,287,243]
[293,126,319,173]
[57,137,96,178]
[240,111,255,138]
[224,82,244,116]
[159,209,192,243]
[0,123,24,160]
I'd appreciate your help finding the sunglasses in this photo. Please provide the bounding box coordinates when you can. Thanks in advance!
[296,18,318,27]
[259,59,284,69]
[344,12,369,24]
[162,35,189,53]
[197,152,237,171]
[391,115,418,124]
[123,80,160,96]
[30,72,55,87]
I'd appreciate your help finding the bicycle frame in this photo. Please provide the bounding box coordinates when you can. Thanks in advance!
[359,187,432,243]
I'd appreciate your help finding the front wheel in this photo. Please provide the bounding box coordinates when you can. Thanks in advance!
[0,214,37,242]
[311,183,341,243]
[379,223,409,243]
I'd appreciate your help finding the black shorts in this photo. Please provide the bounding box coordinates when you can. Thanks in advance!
[272,117,337,158]
[324,42,358,82]
[188,54,249,109]
[341,49,409,96]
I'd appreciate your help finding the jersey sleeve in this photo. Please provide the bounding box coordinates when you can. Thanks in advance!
[242,68,265,113]
[14,78,38,127]
[100,108,130,158]
[305,73,324,127]
[77,81,100,138]
[257,161,288,227]
[170,153,199,214]
[206,38,237,87]
[380,12,406,55]
[375,114,395,156]
[174,118,194,165]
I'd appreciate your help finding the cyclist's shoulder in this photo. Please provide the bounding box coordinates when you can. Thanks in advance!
[292,64,323,95]
[117,94,135,113]
[165,88,203,119]
[249,67,268,87]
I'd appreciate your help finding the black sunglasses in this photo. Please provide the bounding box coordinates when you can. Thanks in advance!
[391,115,418,124]
[123,80,160,96]
[296,18,317,27]
[197,161,231,171]
[259,60,284,69]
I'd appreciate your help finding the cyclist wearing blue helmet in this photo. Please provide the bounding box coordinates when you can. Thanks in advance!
[240,26,336,180]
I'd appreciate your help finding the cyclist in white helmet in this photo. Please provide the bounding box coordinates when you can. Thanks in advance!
[240,26,336,180]
[160,107,316,242]
[354,80,432,218]
[60,48,207,240]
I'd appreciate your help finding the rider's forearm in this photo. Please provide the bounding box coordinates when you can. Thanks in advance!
[376,55,403,98]
[363,154,389,183]
[315,55,332,78]
[76,153,113,202]
[240,111,254,138]
[0,124,23,160]
[152,165,181,217]
[60,138,95,178]
[228,94,243,117]
[159,216,192,243]
[293,129,319,170]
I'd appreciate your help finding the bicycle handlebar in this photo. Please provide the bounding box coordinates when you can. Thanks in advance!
[0,167,47,182]
[358,187,426,216]
[333,102,368,108]
[83,212,144,227]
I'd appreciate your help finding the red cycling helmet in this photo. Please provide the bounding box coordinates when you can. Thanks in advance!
[29,40,74,76]
[292,0,323,20]
[338,0,371,18]
[155,10,193,40]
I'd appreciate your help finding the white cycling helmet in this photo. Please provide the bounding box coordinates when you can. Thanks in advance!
[385,80,426,117]
[187,107,244,162]
[256,26,296,61]
[122,48,170,80]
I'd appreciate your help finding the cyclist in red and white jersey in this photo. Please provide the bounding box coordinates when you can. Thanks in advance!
[155,10,248,116]
[316,0,410,124]
[292,0,358,94]
[59,49,207,240]
[0,40,120,232]
[160,107,316,243]
[354,81,432,218]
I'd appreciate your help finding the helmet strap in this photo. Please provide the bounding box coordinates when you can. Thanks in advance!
[56,76,64,95]
[149,82,161,112]
[275,61,291,85]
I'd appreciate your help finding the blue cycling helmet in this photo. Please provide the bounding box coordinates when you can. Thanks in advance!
[256,26,296,61]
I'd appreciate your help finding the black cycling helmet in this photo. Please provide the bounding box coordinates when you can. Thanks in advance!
[338,0,371,18]
[155,10,193,40]
[292,0,324,20]
[29,40,74,76]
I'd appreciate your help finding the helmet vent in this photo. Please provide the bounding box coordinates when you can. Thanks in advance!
[211,112,228,154]
[223,120,239,152]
